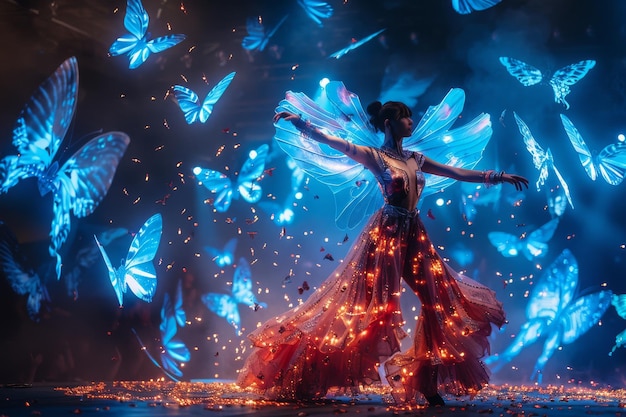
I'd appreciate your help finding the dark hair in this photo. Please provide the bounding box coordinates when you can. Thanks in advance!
[366,101,412,132]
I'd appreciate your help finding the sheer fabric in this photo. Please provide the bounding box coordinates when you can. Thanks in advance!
[237,149,505,401]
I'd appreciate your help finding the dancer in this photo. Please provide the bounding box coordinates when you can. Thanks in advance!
[237,84,528,405]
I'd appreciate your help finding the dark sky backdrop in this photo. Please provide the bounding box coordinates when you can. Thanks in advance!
[0,0,625,386]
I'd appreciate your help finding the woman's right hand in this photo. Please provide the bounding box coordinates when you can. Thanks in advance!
[273,111,301,124]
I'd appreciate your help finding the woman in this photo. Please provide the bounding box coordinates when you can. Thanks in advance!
[236,95,528,405]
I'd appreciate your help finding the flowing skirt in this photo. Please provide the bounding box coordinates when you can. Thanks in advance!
[236,205,505,401]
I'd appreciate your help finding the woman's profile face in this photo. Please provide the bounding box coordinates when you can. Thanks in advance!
[389,116,413,138]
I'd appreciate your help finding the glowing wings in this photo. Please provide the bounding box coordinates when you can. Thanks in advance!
[109,0,186,69]
[201,257,267,334]
[500,57,596,109]
[485,249,612,382]
[95,213,162,307]
[451,0,502,14]
[193,144,269,212]
[488,218,559,260]
[0,57,130,279]
[274,81,492,230]
[329,29,386,59]
[560,114,626,185]
[298,0,333,26]
[172,72,236,124]
[513,112,573,208]
[242,15,287,52]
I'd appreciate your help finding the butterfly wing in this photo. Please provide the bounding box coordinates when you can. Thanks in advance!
[560,114,596,181]
[232,257,266,309]
[94,235,125,307]
[298,0,333,26]
[0,57,78,194]
[236,145,269,204]
[197,72,237,123]
[451,0,502,14]
[205,237,237,267]
[241,17,266,51]
[172,85,201,124]
[549,60,595,109]
[109,0,148,57]
[159,294,190,378]
[49,132,130,277]
[195,168,233,212]
[329,29,386,59]
[484,318,547,373]
[201,293,241,332]
[123,213,162,303]
[499,57,543,86]
[513,112,553,190]
[487,231,521,257]
[521,218,559,260]
[596,142,626,185]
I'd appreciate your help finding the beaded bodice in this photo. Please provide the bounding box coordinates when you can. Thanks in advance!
[374,149,426,210]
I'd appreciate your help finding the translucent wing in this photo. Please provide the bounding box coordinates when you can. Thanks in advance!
[242,15,287,52]
[201,293,241,332]
[195,169,233,212]
[237,144,269,203]
[0,57,78,194]
[484,319,547,372]
[451,0,502,14]
[205,237,237,267]
[531,289,612,382]
[597,143,626,185]
[329,29,386,59]
[612,294,626,320]
[123,213,162,303]
[94,235,125,307]
[549,60,595,109]
[49,132,130,278]
[0,222,47,320]
[560,114,596,180]
[404,88,492,197]
[160,292,190,378]
[297,0,333,26]
[499,57,543,86]
[172,72,236,124]
[487,231,520,258]
[488,218,559,260]
[109,0,185,69]
[526,249,578,322]
[232,257,266,309]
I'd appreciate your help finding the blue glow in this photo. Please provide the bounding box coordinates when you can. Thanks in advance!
[618,134,625,142]
[319,77,330,88]
[329,28,386,59]
[452,0,502,14]
[172,72,236,124]
[95,213,162,307]
[295,192,303,200]
[298,0,333,26]
[435,198,444,206]
[242,15,287,52]
[192,166,202,175]
[108,0,186,69]
[488,218,559,261]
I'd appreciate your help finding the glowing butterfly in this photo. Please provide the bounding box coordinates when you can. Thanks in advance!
[0,222,49,320]
[132,280,189,381]
[0,57,130,279]
[242,15,287,52]
[201,257,267,334]
[171,72,236,124]
[193,144,269,212]
[488,218,559,261]
[610,294,626,355]
[513,112,573,208]
[204,237,237,267]
[485,249,612,382]
[298,0,333,26]
[499,57,595,109]
[560,114,626,185]
[95,213,162,307]
[329,29,386,59]
[452,0,502,14]
[546,186,568,218]
[258,157,305,225]
[109,0,186,69]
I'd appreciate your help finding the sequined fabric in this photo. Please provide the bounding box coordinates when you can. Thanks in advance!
[237,150,505,402]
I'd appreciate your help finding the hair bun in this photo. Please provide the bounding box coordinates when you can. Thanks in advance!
[366,101,382,117]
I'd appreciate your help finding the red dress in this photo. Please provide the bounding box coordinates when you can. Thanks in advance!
[236,149,506,401]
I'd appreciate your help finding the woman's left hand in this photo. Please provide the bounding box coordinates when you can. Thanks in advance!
[502,173,529,191]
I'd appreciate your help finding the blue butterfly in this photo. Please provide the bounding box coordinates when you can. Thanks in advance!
[610,294,626,355]
[488,218,559,261]
[242,15,287,52]
[513,112,574,209]
[204,237,237,267]
[132,280,189,381]
[0,57,130,279]
[201,257,267,334]
[193,144,269,213]
[95,213,162,307]
[171,72,236,124]
[452,0,502,14]
[109,0,186,69]
[0,221,49,321]
[485,249,612,383]
[259,157,305,225]
[500,57,596,109]
[298,0,333,26]
[329,29,386,59]
[560,114,626,185]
